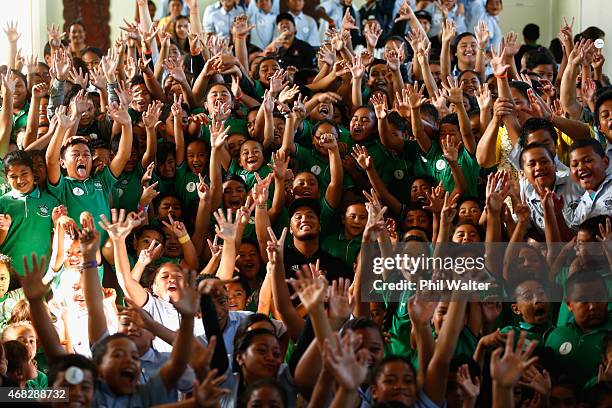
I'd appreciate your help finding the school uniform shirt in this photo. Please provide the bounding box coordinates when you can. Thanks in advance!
[227,159,273,191]
[0,289,24,328]
[294,144,354,194]
[317,0,360,41]
[359,389,443,408]
[421,140,480,198]
[430,3,466,38]
[287,11,320,46]
[573,170,612,225]
[141,293,205,353]
[468,0,502,48]
[0,102,29,144]
[173,162,209,217]
[322,231,362,268]
[545,313,612,387]
[94,372,174,408]
[500,321,554,347]
[248,8,278,50]
[112,164,146,212]
[47,166,117,246]
[0,187,59,276]
[519,174,583,234]
[202,2,246,39]
[507,143,570,176]
[277,39,317,69]
[247,0,280,15]
[220,363,296,408]
[139,347,195,399]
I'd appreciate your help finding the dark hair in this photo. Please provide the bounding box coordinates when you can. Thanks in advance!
[255,57,280,80]
[223,174,249,191]
[129,75,147,88]
[153,192,182,213]
[569,138,606,158]
[60,136,91,159]
[463,92,478,111]
[2,150,33,175]
[48,353,98,385]
[88,139,111,153]
[509,80,531,100]
[241,378,288,408]
[403,225,432,241]
[81,47,104,59]
[133,224,167,248]
[526,51,555,71]
[457,196,482,211]
[578,215,611,239]
[313,119,340,136]
[452,221,484,241]
[91,333,132,365]
[156,141,176,168]
[519,118,558,148]
[235,314,277,350]
[420,103,440,123]
[3,340,30,375]
[342,316,384,342]
[548,38,563,64]
[594,88,612,128]
[457,69,480,84]
[519,142,555,168]
[579,26,605,41]
[373,355,416,383]
[439,113,459,128]
[523,23,540,42]
[387,111,410,132]
[233,328,278,372]
[565,270,608,301]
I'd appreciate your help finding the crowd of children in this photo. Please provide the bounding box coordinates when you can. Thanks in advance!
[0,0,610,406]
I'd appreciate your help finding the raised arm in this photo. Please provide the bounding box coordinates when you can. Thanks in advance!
[232,15,254,72]
[350,53,365,108]
[4,21,20,70]
[0,73,16,158]
[353,145,401,215]
[476,98,512,168]
[141,100,162,168]
[320,133,343,209]
[46,105,77,185]
[23,83,47,149]
[212,209,239,281]
[162,216,199,269]
[172,93,186,165]
[107,96,134,178]
[405,83,432,153]
[444,76,475,155]
[440,19,456,87]
[441,135,467,197]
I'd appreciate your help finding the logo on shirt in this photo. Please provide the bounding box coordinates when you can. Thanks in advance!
[116,188,125,198]
[435,159,447,171]
[186,182,196,193]
[37,204,50,217]
[311,165,322,175]
[605,199,612,209]
[394,169,405,180]
[73,187,85,196]
[93,181,103,190]
[559,341,572,355]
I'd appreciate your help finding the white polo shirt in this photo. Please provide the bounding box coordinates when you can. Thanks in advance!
[574,170,612,224]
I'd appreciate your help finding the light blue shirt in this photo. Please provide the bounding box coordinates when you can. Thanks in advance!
[287,11,321,46]
[248,0,280,15]
[139,348,195,397]
[431,4,466,37]
[247,7,278,50]
[468,0,502,48]
[574,170,612,224]
[94,373,173,408]
[203,2,246,38]
[317,0,360,40]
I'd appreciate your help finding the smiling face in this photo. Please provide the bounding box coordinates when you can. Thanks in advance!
[99,337,141,395]
[343,203,367,239]
[247,384,285,408]
[410,178,432,203]
[367,64,389,92]
[12,75,27,109]
[512,280,550,325]
[237,333,282,384]
[310,102,334,122]
[372,360,417,406]
[313,122,338,156]
[237,242,261,281]
[6,163,35,194]
[69,23,86,46]
[257,60,281,87]
[0,264,9,298]
[290,206,320,240]
[52,368,95,408]
[131,83,152,113]
[175,18,190,39]
[486,0,503,15]
[353,327,385,372]
[223,179,247,210]
[157,152,176,179]
[82,50,101,73]
[460,71,480,96]
[569,146,609,192]
[458,200,482,224]
[134,230,165,257]
[63,143,92,180]
[157,196,182,220]
[163,226,182,258]
[521,146,555,191]
[402,209,431,231]
[226,282,247,311]
[227,134,247,159]
[118,312,155,354]
[597,99,612,140]
[350,107,376,142]
[456,35,477,68]
[452,223,481,243]
[532,64,554,82]
[240,140,264,172]
[152,263,184,302]
[292,172,319,199]
[187,140,209,175]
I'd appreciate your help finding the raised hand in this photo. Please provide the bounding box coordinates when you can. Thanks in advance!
[32,82,48,99]
[323,331,369,391]
[278,84,300,104]
[403,82,427,110]
[386,46,401,72]
[51,48,72,82]
[490,43,510,77]
[351,144,372,170]
[142,100,163,129]
[116,81,134,109]
[251,173,272,206]
[139,24,161,49]
[0,72,16,96]
[55,105,77,129]
[99,208,135,242]
[394,1,415,22]
[68,66,89,89]
[518,365,551,396]
[78,212,100,256]
[490,330,539,388]
[107,102,131,126]
[441,134,460,163]
[456,364,481,400]
[364,22,382,49]
[317,43,336,66]
[3,20,20,43]
[100,47,120,83]
[474,20,490,50]
[213,209,239,242]
[493,97,514,123]
[232,14,255,39]
[441,18,456,43]
[328,277,354,323]
[441,192,459,224]
[164,58,187,84]
[162,214,189,240]
[269,69,288,95]
[20,254,50,301]
[485,170,511,214]
[140,181,159,207]
[193,368,229,407]
[287,260,328,312]
[138,239,164,266]
[504,31,521,57]
[266,226,288,265]
[423,181,446,214]
[90,65,107,90]
[47,24,66,48]
[172,270,199,317]
[171,93,184,119]
[270,149,290,179]
[363,201,387,242]
[442,75,463,106]
[474,84,492,111]
[196,174,210,202]
[407,293,437,325]
[209,118,230,150]
[0,214,12,232]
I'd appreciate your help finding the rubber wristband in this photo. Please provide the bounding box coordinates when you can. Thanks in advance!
[80,260,98,269]
[495,74,508,79]
[178,235,191,244]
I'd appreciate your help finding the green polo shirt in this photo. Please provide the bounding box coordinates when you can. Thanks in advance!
[434,327,479,359]
[295,120,352,150]
[355,138,404,187]
[545,313,612,387]
[26,370,48,390]
[112,163,146,212]
[294,144,353,192]
[322,231,362,268]
[174,162,207,215]
[226,160,272,191]
[200,116,249,143]
[6,103,29,143]
[500,321,554,346]
[422,141,480,197]
[47,166,117,246]
[151,174,175,196]
[319,197,339,237]
[0,187,59,276]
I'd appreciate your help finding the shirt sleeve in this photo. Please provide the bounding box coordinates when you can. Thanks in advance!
[203,6,215,33]
[47,174,66,200]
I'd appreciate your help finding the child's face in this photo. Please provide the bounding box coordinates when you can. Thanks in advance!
[257,0,272,13]
[410,179,432,203]
[597,99,612,140]
[134,230,164,256]
[124,146,140,173]
[65,239,83,269]
[78,99,96,127]
[567,281,608,331]
[131,83,152,112]
[227,134,247,159]
[512,280,550,325]
[485,0,503,16]
[372,361,417,406]
[343,203,367,238]
[272,117,285,149]
[0,265,10,298]
[12,76,27,108]
[237,242,261,280]
[313,123,338,156]
[460,71,480,96]
[118,313,155,354]
[13,326,37,360]
[310,102,334,122]
[51,367,95,407]
[6,163,35,194]
[569,146,609,192]
[205,84,232,112]
[257,60,280,87]
[402,209,431,231]
[222,180,247,210]
[247,111,258,137]
[350,108,376,142]
[63,143,92,180]
[158,197,182,220]
[292,172,319,199]
[532,64,554,82]
[175,19,190,39]
[99,337,141,395]
[187,140,209,175]
[366,64,389,91]
[158,153,176,179]
[163,227,182,258]
[439,124,462,147]
[92,147,111,174]
[226,282,247,311]
[239,140,264,172]
[458,201,481,224]
[153,264,184,302]
[133,126,148,157]
[521,147,555,191]
[31,155,47,189]
[452,224,480,243]
[575,229,597,260]
[456,36,477,65]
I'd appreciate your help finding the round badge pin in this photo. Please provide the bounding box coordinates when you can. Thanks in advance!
[65,366,84,385]
[559,341,572,355]
[435,159,446,171]
[186,182,196,192]
[594,39,604,49]
[73,187,85,196]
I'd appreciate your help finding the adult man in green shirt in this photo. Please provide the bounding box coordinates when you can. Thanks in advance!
[0,151,60,276]
[46,95,133,247]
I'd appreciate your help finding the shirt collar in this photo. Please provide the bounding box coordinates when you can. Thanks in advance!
[7,187,40,199]
[140,347,158,363]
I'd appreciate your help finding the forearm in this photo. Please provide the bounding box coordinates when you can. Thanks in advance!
[116,238,149,306]
[325,149,343,209]
[307,65,331,90]
[269,176,285,224]
[0,91,13,157]
[456,105,475,154]
[109,123,133,177]
[390,71,404,102]
[560,62,583,120]
[365,166,402,215]
[552,115,591,140]
[280,116,297,155]
[7,41,16,69]
[83,257,107,345]
[475,49,486,80]
[180,237,199,270]
[307,369,334,408]
[329,387,358,408]
[351,76,363,107]
[271,262,304,340]
[46,124,71,184]
[411,108,432,153]
[420,59,439,98]
[262,110,274,149]
[30,299,66,361]
[234,37,249,72]
[492,382,513,408]
[253,104,266,143]
[254,206,272,260]
[413,322,435,386]
[441,41,452,83]
[476,119,501,168]
[130,261,146,283]
[216,240,236,280]
[193,200,211,256]
[448,160,466,197]
[143,73,166,102]
[24,96,41,148]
